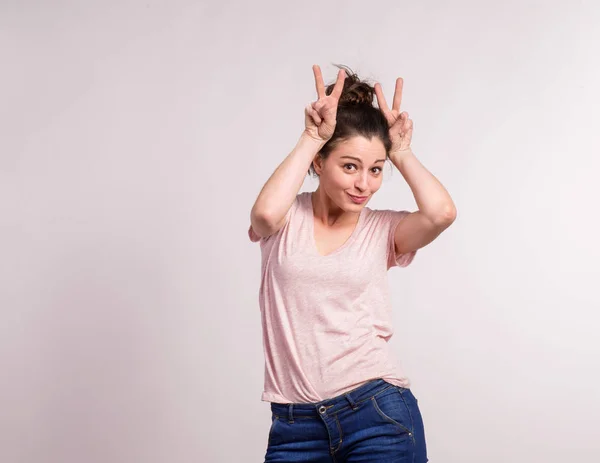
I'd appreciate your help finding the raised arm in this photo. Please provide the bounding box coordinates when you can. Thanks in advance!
[374,77,457,255]
[250,65,346,238]
[250,134,324,238]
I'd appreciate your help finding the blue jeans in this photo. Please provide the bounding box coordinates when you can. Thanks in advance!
[265,378,428,462]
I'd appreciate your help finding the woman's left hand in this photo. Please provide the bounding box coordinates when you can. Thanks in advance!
[374,77,414,159]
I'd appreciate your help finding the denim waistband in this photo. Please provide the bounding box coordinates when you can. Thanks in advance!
[270,378,396,419]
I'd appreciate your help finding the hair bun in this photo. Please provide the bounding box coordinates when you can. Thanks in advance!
[325,64,374,106]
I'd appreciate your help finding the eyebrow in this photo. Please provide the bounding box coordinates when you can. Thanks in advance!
[340,155,386,164]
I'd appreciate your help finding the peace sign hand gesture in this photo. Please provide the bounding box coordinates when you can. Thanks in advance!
[304,65,346,143]
[374,77,414,158]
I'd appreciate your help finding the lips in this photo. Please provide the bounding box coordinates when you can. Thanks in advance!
[347,192,368,203]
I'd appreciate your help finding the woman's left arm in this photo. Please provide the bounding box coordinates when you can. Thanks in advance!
[374,77,457,255]
[390,148,457,255]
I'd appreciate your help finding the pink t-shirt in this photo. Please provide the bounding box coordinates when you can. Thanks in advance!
[248,191,416,404]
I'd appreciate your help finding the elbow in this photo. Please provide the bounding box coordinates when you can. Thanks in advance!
[251,206,278,226]
[250,207,280,238]
[433,204,457,227]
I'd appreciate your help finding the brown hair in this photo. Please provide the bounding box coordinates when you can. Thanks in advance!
[308,64,392,177]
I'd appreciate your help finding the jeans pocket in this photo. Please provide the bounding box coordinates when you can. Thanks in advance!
[371,387,415,439]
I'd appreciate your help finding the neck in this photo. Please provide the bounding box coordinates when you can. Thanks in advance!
[311,189,361,227]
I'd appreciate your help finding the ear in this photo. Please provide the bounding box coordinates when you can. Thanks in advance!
[312,153,324,176]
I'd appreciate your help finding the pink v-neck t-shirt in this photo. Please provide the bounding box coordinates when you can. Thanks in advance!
[248,191,417,404]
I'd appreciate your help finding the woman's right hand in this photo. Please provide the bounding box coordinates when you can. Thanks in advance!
[304,65,346,142]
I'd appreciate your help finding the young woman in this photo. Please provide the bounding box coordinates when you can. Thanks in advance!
[249,64,457,463]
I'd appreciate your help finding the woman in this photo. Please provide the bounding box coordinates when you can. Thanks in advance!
[249,64,456,463]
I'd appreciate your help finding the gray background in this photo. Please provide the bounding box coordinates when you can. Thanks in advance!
[1,1,599,462]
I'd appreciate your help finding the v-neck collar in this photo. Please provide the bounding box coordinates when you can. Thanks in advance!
[307,192,365,257]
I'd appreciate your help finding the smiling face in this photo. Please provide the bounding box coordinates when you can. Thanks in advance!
[312,135,387,211]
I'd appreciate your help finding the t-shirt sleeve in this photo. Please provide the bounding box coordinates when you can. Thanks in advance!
[248,223,262,243]
[385,210,417,269]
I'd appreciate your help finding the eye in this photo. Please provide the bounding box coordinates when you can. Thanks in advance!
[343,164,382,174]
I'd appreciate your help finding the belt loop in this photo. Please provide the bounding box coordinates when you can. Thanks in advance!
[288,404,294,423]
[345,392,358,410]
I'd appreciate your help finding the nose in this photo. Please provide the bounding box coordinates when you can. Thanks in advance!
[355,171,368,191]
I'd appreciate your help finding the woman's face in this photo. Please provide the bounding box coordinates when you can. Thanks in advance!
[313,135,387,211]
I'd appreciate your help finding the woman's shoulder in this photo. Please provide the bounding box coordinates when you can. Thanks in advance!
[362,206,411,228]
[364,205,410,216]
[362,205,386,222]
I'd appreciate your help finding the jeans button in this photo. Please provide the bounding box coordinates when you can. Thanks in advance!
[318,405,327,414]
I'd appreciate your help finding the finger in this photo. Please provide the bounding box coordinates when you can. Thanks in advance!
[313,65,326,99]
[392,78,404,112]
[375,82,396,125]
[397,118,413,136]
[306,104,322,124]
[313,100,326,112]
[305,104,312,120]
[401,112,410,128]
[374,82,390,113]
[329,69,346,100]
[311,108,322,125]
[391,113,408,130]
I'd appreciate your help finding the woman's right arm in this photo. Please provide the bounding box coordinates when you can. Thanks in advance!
[250,133,325,239]
[250,65,346,239]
